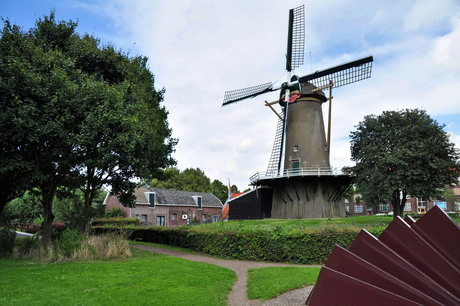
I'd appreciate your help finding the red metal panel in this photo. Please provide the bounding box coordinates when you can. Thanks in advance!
[306,266,421,306]
[378,216,460,297]
[325,245,441,305]
[306,207,460,304]
[349,229,460,305]
[411,205,460,270]
[403,214,416,225]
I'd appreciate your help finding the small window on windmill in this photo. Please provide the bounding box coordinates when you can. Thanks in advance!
[293,145,298,152]
[148,193,155,208]
[192,196,202,210]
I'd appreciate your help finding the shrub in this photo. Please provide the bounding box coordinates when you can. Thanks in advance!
[105,207,127,218]
[92,218,140,227]
[59,228,86,257]
[96,225,387,264]
[0,227,16,257]
[18,235,41,255]
[51,222,68,240]
[15,233,131,262]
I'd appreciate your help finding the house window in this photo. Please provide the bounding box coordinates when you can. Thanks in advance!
[212,215,219,223]
[345,205,350,212]
[148,193,155,208]
[404,202,412,212]
[156,216,165,226]
[379,204,390,212]
[354,205,363,213]
[135,213,140,219]
[171,213,177,221]
[434,201,447,210]
[202,214,207,222]
[293,145,298,152]
[192,196,202,209]
[141,215,147,222]
[417,198,426,208]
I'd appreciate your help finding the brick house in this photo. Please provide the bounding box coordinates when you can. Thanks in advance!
[344,185,460,216]
[104,186,223,227]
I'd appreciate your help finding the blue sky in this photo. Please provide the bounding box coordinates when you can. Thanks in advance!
[1,0,459,189]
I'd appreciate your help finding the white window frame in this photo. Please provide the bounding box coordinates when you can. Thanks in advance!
[354,204,363,213]
[156,215,165,226]
[379,203,390,213]
[417,198,426,208]
[146,192,156,208]
[404,202,411,212]
[192,196,202,210]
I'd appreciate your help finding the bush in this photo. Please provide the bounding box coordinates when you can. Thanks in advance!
[92,218,140,227]
[95,225,386,264]
[0,227,16,257]
[105,208,127,218]
[14,233,131,262]
[18,235,41,255]
[59,228,85,257]
[51,222,68,240]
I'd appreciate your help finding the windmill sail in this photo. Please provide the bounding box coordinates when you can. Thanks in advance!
[266,110,286,175]
[299,56,373,89]
[286,5,305,72]
[223,82,273,106]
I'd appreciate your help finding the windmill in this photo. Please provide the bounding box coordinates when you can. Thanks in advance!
[222,5,373,218]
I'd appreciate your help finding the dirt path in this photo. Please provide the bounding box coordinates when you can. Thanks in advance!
[131,245,320,305]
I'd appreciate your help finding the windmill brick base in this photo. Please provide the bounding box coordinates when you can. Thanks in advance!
[251,174,351,219]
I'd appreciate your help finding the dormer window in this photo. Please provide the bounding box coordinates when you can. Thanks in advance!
[192,196,202,209]
[147,192,155,208]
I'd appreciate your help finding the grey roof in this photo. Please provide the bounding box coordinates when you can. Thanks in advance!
[135,186,222,208]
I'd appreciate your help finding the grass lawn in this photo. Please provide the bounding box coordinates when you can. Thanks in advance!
[201,215,394,230]
[0,247,236,305]
[202,214,460,230]
[247,266,321,300]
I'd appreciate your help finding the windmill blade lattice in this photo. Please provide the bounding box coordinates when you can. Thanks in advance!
[299,56,373,89]
[286,4,305,71]
[223,82,274,106]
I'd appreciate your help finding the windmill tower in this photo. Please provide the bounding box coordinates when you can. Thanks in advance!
[223,5,373,218]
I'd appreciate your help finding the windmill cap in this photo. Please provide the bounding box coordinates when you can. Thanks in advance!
[299,81,327,102]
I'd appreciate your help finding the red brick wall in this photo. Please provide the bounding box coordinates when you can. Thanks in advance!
[105,194,222,227]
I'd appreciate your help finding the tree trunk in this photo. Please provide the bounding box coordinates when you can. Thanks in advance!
[391,189,407,219]
[40,186,56,245]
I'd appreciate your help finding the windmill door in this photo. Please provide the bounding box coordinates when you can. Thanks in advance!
[291,159,300,174]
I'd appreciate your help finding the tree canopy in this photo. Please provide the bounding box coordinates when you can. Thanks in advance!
[0,13,177,243]
[347,109,459,218]
[148,167,240,204]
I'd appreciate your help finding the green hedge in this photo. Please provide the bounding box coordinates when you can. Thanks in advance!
[94,225,385,264]
[92,218,140,227]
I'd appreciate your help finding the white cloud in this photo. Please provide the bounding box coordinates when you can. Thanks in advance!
[74,0,460,189]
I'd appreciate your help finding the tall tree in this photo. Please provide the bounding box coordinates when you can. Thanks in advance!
[150,167,211,192]
[0,13,176,243]
[150,167,234,203]
[211,179,228,204]
[348,109,459,218]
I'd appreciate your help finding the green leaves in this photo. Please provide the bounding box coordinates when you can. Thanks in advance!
[349,109,460,216]
[0,13,177,243]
